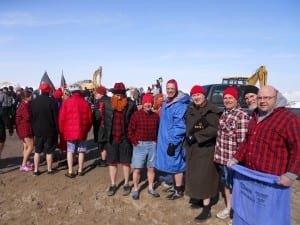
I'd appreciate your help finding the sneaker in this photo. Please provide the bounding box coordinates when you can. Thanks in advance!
[26,161,34,167]
[107,185,117,196]
[167,190,183,200]
[77,171,84,176]
[161,181,173,188]
[65,172,76,179]
[47,168,58,175]
[20,165,33,172]
[131,190,139,200]
[148,189,160,197]
[163,185,175,193]
[123,184,131,196]
[98,159,108,167]
[33,171,41,176]
[216,208,231,219]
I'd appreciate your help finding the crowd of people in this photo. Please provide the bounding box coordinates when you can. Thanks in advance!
[0,80,299,225]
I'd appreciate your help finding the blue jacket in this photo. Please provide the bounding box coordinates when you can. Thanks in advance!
[155,91,190,173]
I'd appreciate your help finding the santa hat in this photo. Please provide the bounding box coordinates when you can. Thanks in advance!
[190,85,205,96]
[142,93,154,105]
[223,87,238,100]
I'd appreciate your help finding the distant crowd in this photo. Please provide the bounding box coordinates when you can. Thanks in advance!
[0,80,299,225]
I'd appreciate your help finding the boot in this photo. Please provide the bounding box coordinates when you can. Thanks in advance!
[194,205,211,221]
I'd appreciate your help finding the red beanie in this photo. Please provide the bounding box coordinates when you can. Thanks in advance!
[142,93,154,105]
[190,85,205,96]
[223,87,238,100]
[40,83,51,93]
[166,79,178,91]
[95,86,107,95]
[53,88,63,99]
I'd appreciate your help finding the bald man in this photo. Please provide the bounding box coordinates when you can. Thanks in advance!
[230,85,300,186]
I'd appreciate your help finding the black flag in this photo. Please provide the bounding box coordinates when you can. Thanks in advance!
[40,71,55,93]
[60,71,67,88]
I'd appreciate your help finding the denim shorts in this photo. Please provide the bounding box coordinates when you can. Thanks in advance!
[131,141,157,168]
[218,164,234,190]
[67,140,87,153]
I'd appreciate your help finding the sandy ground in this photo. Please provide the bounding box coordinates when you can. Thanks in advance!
[0,131,299,225]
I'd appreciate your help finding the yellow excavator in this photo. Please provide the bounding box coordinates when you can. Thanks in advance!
[222,65,268,88]
[79,66,102,91]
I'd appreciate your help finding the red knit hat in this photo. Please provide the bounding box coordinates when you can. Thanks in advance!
[95,86,107,95]
[190,85,205,96]
[166,79,178,91]
[142,93,154,105]
[53,88,63,99]
[40,83,51,93]
[223,87,238,100]
[112,82,126,95]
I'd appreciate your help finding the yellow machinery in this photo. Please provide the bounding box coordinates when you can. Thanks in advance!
[92,66,102,87]
[79,66,102,91]
[222,65,268,88]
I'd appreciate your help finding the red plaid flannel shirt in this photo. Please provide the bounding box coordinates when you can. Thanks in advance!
[234,107,300,176]
[128,109,160,145]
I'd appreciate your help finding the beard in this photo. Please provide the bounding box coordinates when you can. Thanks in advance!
[111,95,128,112]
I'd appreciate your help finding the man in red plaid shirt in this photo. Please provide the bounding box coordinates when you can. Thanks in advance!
[214,87,250,222]
[128,93,160,200]
[230,85,300,185]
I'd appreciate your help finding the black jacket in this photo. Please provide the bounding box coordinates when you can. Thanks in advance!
[30,93,58,137]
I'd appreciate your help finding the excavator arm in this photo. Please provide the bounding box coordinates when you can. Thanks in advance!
[247,65,267,88]
[92,66,102,87]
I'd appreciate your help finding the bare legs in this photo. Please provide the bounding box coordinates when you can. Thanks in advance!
[21,137,34,166]
[133,167,156,191]
[224,186,232,209]
[109,164,131,186]
[67,151,85,174]
[33,152,53,173]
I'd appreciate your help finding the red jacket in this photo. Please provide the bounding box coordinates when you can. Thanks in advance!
[59,93,92,141]
[16,101,33,139]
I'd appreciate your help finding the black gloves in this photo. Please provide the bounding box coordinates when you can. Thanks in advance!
[167,144,176,156]
[187,134,196,145]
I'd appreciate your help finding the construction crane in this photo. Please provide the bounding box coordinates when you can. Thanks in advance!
[222,65,268,88]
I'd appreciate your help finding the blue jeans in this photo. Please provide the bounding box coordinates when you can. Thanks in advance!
[131,141,157,168]
[218,164,234,190]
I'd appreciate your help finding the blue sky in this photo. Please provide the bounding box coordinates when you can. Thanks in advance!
[0,0,299,94]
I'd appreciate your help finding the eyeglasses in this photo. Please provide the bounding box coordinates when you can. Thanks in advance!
[257,96,276,101]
